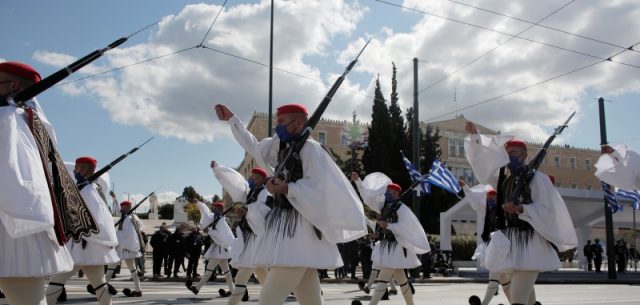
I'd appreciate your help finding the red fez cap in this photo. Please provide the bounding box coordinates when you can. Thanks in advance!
[276,104,308,116]
[387,183,402,192]
[0,61,41,83]
[548,175,556,185]
[505,139,527,150]
[487,189,497,196]
[76,156,97,167]
[251,168,268,178]
[120,201,132,207]
[213,201,225,208]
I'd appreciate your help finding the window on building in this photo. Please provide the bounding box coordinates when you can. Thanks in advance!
[585,159,591,170]
[554,156,560,168]
[318,131,327,145]
[341,133,350,147]
[586,185,592,190]
[571,184,577,189]
[570,157,576,169]
[449,139,457,157]
[458,139,465,157]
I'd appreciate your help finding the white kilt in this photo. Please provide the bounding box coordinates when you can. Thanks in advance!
[0,221,73,277]
[230,231,260,269]
[67,240,120,266]
[116,246,142,260]
[251,207,343,269]
[371,240,421,269]
[204,243,231,260]
[485,227,561,273]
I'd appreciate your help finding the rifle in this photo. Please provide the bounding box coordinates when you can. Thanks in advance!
[272,39,370,181]
[78,137,154,190]
[509,111,576,205]
[114,186,162,228]
[14,37,127,105]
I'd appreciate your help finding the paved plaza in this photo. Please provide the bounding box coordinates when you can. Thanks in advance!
[6,277,639,305]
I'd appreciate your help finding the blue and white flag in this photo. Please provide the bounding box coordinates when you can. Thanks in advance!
[401,151,430,196]
[601,181,622,212]
[616,188,640,210]
[427,158,462,195]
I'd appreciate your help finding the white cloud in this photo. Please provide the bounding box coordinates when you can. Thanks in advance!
[34,0,365,144]
[336,0,640,142]
[33,0,640,144]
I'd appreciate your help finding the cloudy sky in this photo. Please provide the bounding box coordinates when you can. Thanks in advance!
[2,0,640,209]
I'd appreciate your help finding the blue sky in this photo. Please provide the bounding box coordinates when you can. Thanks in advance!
[2,0,640,208]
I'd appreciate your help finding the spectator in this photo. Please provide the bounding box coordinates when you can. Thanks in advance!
[186,226,203,279]
[150,223,170,279]
[583,240,593,271]
[167,226,186,278]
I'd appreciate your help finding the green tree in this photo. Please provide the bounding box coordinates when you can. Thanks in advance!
[182,186,204,202]
[158,203,174,220]
[362,77,393,175]
[387,63,410,192]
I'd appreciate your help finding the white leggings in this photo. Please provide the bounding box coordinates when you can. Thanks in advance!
[508,271,538,305]
[0,277,47,305]
[106,259,141,292]
[369,269,413,305]
[226,267,267,305]
[196,259,234,292]
[46,265,111,305]
[259,267,322,305]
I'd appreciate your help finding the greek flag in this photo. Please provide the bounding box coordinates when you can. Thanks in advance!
[401,151,430,196]
[426,158,462,195]
[601,181,622,212]
[616,188,640,210]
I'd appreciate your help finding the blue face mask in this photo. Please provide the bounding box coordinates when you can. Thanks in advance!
[507,156,524,174]
[74,172,86,182]
[384,192,393,203]
[275,120,297,143]
[247,179,255,190]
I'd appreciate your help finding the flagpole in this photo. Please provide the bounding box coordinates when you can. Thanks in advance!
[598,96,617,279]
[634,206,637,272]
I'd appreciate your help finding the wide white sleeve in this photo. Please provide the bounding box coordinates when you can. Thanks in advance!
[354,172,392,213]
[464,133,512,185]
[118,216,140,251]
[519,172,578,251]
[386,205,430,254]
[227,116,279,174]
[132,214,145,231]
[462,184,492,239]
[212,163,249,202]
[196,201,214,228]
[246,189,270,236]
[595,144,640,190]
[208,217,235,249]
[286,140,367,243]
[0,107,55,238]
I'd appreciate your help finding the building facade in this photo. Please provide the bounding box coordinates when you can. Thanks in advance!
[236,112,602,192]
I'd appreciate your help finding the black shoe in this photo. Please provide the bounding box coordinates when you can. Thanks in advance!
[389,289,397,295]
[57,287,67,302]
[219,288,231,297]
[242,289,249,302]
[123,288,142,297]
[352,301,363,305]
[381,288,389,300]
[87,284,96,295]
[363,286,370,294]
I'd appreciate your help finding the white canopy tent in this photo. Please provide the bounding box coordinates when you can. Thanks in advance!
[440,187,639,264]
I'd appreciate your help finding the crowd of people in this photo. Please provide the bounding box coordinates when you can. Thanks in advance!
[582,239,639,273]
